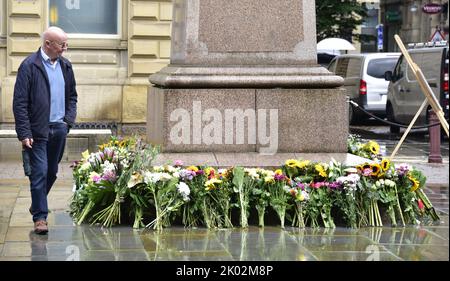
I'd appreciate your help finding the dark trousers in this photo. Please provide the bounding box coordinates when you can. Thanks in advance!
[29,123,68,222]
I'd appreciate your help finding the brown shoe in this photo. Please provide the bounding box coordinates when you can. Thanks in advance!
[29,206,33,215]
[34,220,48,235]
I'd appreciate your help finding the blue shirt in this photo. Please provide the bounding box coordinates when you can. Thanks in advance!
[40,48,65,123]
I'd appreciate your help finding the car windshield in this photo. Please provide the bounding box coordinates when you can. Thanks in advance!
[367,58,399,78]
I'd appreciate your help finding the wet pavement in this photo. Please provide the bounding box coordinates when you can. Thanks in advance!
[0,172,447,261]
[0,127,448,261]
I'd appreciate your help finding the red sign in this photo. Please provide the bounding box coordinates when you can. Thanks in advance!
[422,3,442,14]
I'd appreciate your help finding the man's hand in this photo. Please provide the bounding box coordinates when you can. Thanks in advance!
[21,138,34,149]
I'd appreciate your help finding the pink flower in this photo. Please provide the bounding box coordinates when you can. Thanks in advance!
[362,168,372,177]
[174,160,184,167]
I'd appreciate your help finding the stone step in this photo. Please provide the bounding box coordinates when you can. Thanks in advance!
[0,129,111,162]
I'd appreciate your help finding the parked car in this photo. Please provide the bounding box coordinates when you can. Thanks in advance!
[384,42,449,133]
[327,53,400,124]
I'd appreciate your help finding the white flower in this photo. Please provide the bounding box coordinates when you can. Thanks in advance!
[144,171,160,184]
[153,166,164,172]
[160,172,173,182]
[300,190,309,201]
[101,160,115,174]
[218,169,227,174]
[79,161,91,171]
[177,182,191,201]
[244,168,260,179]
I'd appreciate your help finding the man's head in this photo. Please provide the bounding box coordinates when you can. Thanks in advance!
[42,26,68,61]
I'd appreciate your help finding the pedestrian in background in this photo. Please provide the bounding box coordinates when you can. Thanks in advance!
[13,26,77,234]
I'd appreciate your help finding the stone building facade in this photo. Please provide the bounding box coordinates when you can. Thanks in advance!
[0,0,172,134]
[381,0,449,51]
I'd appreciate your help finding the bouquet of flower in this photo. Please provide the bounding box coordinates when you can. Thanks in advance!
[347,134,381,160]
[201,167,233,229]
[394,163,439,224]
[144,165,190,231]
[70,136,145,227]
[267,169,292,228]
[250,169,272,227]
[335,172,360,228]
[288,181,309,228]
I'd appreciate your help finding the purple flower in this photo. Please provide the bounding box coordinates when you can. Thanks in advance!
[296,182,306,190]
[180,169,195,181]
[274,174,285,181]
[101,170,117,183]
[395,163,410,177]
[328,181,341,189]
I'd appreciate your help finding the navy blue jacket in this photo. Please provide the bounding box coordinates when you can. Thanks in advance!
[13,48,77,141]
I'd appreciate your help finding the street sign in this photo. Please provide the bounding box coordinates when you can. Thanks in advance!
[430,29,445,42]
[377,25,383,51]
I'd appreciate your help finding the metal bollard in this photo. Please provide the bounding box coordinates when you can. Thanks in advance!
[428,110,442,163]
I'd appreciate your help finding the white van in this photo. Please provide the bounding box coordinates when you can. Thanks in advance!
[385,42,449,133]
[327,53,400,124]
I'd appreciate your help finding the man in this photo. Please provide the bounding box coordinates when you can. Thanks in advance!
[13,26,77,234]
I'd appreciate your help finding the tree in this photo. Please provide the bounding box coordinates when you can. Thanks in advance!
[316,0,368,43]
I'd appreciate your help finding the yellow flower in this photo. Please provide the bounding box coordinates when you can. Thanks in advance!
[81,149,90,160]
[315,164,327,178]
[204,167,216,177]
[381,158,390,171]
[408,175,420,192]
[264,176,274,183]
[274,169,283,175]
[366,141,380,155]
[298,160,310,169]
[119,140,127,148]
[187,166,199,172]
[298,193,305,202]
[355,164,363,173]
[370,163,381,177]
[285,159,301,168]
[204,178,222,190]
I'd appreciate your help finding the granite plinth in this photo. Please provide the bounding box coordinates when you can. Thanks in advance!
[147,87,348,153]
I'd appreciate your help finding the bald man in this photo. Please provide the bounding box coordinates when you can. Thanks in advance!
[13,26,78,234]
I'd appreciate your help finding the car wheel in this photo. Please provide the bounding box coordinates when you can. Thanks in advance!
[387,104,400,134]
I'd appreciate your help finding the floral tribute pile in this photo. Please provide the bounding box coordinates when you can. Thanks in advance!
[69,136,440,231]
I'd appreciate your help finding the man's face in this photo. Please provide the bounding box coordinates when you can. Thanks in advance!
[45,37,68,60]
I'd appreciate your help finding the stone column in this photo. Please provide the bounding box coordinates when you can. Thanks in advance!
[147,0,347,154]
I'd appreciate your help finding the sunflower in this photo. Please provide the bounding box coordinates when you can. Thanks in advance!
[408,175,420,192]
[381,159,391,171]
[370,163,381,177]
[355,164,364,173]
[285,159,301,168]
[274,169,283,175]
[367,141,380,155]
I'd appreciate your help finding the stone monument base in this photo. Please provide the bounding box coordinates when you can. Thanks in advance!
[147,85,348,153]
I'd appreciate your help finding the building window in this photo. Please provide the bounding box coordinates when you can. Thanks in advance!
[49,0,119,37]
